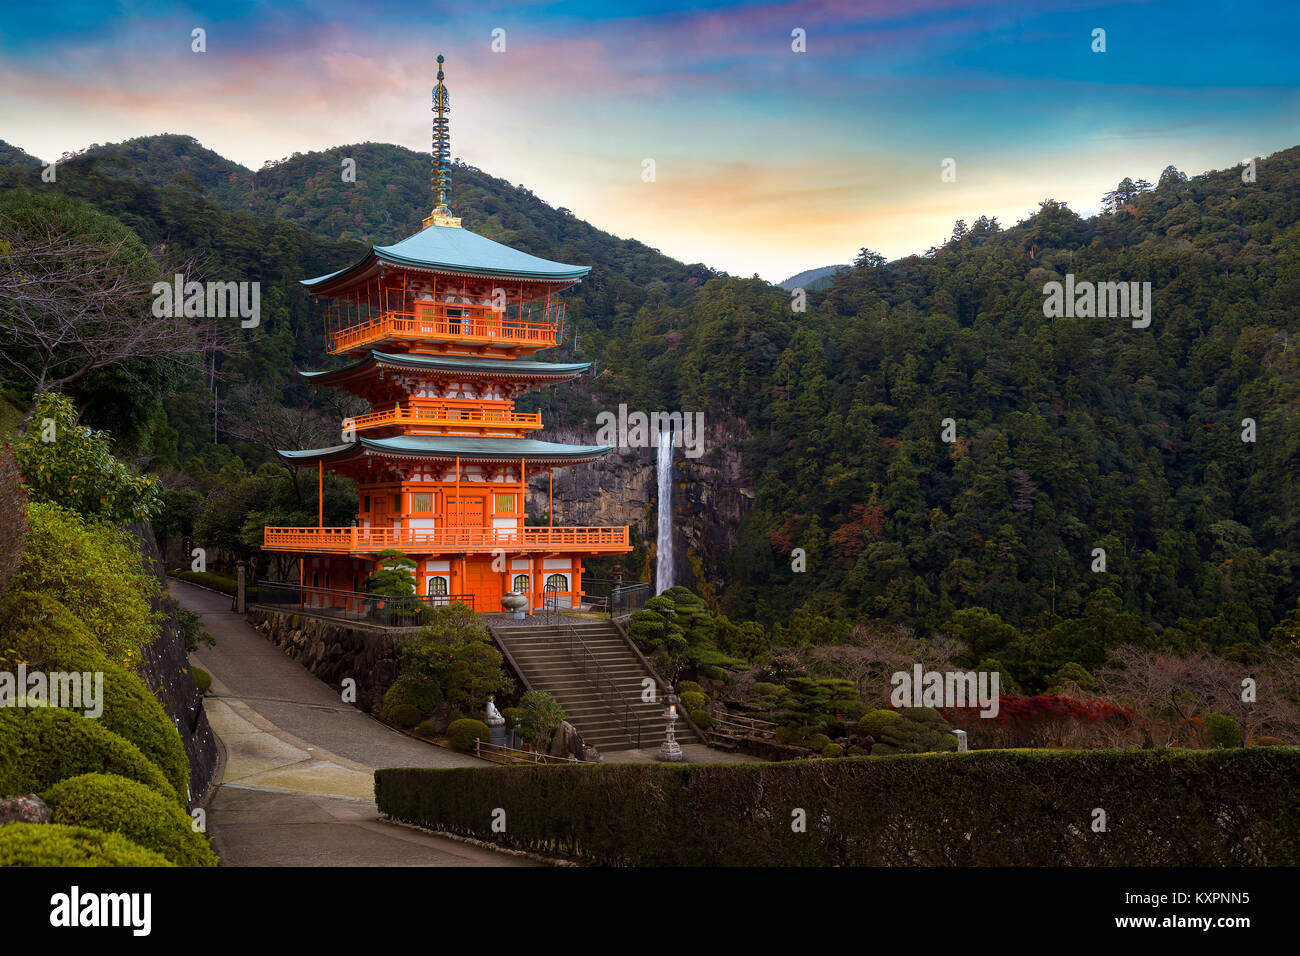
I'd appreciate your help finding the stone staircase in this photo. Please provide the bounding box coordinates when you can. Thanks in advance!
[489,620,699,752]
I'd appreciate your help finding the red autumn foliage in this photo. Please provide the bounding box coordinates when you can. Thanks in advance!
[942,694,1142,749]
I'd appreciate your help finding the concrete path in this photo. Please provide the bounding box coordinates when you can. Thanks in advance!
[171,581,530,867]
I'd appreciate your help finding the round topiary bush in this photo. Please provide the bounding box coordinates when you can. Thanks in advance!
[412,720,440,740]
[382,675,443,718]
[387,703,423,729]
[40,773,217,867]
[701,666,728,682]
[806,733,831,752]
[678,691,709,713]
[774,726,798,745]
[753,682,785,698]
[858,708,901,740]
[688,708,713,730]
[0,705,179,803]
[501,706,520,727]
[447,718,492,752]
[1203,713,1244,749]
[0,823,172,867]
[821,743,844,758]
[676,680,706,697]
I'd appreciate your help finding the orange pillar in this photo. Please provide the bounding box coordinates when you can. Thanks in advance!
[454,456,461,543]
[549,470,553,530]
[318,461,323,527]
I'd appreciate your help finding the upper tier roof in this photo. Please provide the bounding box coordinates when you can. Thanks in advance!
[301,222,590,290]
[299,350,591,386]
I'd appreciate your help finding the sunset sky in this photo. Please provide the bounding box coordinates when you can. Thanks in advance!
[2,0,1297,281]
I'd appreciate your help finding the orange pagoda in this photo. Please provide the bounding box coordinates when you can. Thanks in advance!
[263,54,630,612]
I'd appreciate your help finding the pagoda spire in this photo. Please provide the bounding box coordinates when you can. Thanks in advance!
[425,53,461,228]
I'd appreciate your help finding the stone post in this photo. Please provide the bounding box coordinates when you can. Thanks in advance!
[236,560,247,614]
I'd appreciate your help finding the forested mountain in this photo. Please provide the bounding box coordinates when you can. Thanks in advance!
[4,134,1299,685]
[779,264,849,291]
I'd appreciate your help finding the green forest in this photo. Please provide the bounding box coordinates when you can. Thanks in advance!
[2,133,1298,698]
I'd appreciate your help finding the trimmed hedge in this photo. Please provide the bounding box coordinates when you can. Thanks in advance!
[0,823,173,867]
[171,570,258,601]
[376,748,1300,866]
[0,705,179,803]
[41,773,217,866]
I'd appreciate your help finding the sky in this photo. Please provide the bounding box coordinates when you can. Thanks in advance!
[1,0,1298,281]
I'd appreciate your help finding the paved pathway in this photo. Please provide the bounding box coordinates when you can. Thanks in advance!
[172,581,530,867]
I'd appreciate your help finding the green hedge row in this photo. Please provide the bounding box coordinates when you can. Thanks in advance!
[171,570,257,600]
[376,748,1300,866]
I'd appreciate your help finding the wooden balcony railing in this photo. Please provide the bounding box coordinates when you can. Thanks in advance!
[329,300,563,354]
[263,525,631,554]
[344,405,543,433]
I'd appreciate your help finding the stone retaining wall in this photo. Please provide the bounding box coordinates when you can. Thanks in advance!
[245,607,424,714]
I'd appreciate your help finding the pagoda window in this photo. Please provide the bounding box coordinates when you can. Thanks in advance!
[545,573,568,593]
[393,495,401,513]
[495,493,516,514]
[363,495,370,513]
[513,574,530,592]
[427,577,449,597]
[411,492,434,513]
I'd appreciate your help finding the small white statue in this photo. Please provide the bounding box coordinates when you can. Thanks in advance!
[485,696,505,727]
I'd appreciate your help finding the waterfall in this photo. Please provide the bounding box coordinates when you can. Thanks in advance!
[656,427,674,594]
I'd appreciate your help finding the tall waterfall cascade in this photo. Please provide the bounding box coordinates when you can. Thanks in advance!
[656,428,674,594]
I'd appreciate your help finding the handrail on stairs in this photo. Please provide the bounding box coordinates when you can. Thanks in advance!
[545,586,642,749]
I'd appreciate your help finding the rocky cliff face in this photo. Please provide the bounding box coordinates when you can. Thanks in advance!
[533,417,754,604]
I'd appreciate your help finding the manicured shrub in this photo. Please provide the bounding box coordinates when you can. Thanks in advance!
[412,720,440,740]
[676,681,705,697]
[822,743,844,758]
[387,703,423,729]
[847,745,869,756]
[0,705,179,803]
[806,733,831,752]
[1204,713,1244,749]
[0,823,172,867]
[839,700,869,721]
[501,707,520,727]
[701,666,728,681]
[871,707,958,756]
[192,666,212,694]
[1,592,189,800]
[774,726,798,745]
[689,709,713,730]
[447,718,492,751]
[678,691,708,712]
[377,748,1300,866]
[858,708,901,740]
[753,682,785,698]
[383,675,443,717]
[41,773,217,866]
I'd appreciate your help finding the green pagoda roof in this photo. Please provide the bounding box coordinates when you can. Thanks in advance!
[301,223,590,289]
[278,435,613,466]
[299,351,591,384]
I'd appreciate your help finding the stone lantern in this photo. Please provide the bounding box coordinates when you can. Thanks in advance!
[656,691,684,762]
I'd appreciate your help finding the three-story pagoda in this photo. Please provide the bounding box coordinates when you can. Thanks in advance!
[263,55,630,612]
